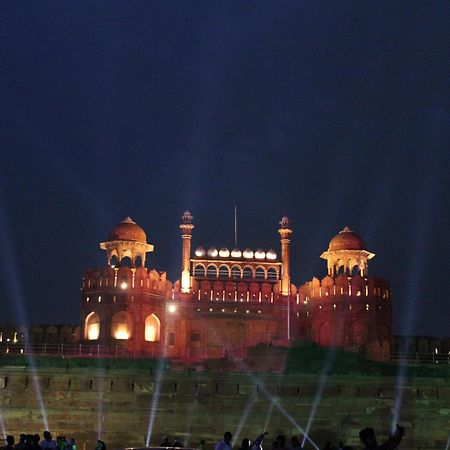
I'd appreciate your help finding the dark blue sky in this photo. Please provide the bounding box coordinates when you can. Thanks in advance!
[0,2,449,337]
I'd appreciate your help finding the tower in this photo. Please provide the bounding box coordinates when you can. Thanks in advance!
[180,210,194,293]
[99,217,154,267]
[278,215,292,296]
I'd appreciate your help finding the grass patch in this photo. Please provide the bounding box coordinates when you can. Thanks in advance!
[284,342,450,377]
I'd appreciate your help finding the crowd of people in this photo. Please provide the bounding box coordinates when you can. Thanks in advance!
[1,432,78,450]
[160,425,404,450]
[2,425,404,450]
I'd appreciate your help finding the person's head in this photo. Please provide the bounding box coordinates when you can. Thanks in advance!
[43,431,52,441]
[291,437,300,447]
[276,436,285,447]
[241,439,250,449]
[20,434,26,443]
[359,428,376,447]
[97,440,105,450]
[6,436,14,446]
[33,435,40,445]
[224,432,232,444]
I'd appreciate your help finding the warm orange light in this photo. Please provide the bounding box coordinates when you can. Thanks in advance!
[144,314,160,342]
[114,325,130,340]
[145,325,157,342]
[87,324,100,340]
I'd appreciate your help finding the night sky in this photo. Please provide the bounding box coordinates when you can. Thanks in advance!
[0,2,449,338]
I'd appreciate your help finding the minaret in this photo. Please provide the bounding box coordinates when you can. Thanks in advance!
[278,215,292,296]
[180,210,194,293]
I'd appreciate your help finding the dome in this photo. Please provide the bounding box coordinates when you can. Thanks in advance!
[266,249,277,260]
[328,226,366,251]
[108,217,147,243]
[243,248,254,259]
[254,249,266,259]
[231,247,242,258]
[219,247,230,258]
[195,246,206,257]
[207,247,218,257]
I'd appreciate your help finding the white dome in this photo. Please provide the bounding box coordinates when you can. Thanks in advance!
[231,247,242,258]
[219,247,230,258]
[254,249,266,259]
[207,247,218,257]
[266,249,277,260]
[243,248,254,259]
[195,246,206,257]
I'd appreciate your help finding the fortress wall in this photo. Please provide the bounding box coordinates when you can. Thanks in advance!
[0,368,449,450]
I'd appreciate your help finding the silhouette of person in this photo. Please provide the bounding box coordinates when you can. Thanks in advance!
[95,440,106,450]
[4,436,15,450]
[290,437,301,450]
[359,425,404,450]
[238,439,250,450]
[160,437,170,447]
[251,433,268,450]
[215,432,232,450]
[40,432,56,450]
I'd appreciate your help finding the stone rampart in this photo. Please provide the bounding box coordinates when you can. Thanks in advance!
[0,367,449,450]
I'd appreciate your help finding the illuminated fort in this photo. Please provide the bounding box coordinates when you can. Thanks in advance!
[80,212,392,361]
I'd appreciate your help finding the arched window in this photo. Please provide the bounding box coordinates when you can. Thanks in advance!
[243,267,253,279]
[145,314,160,342]
[194,265,206,277]
[231,265,242,279]
[120,256,132,268]
[207,265,218,278]
[111,311,133,340]
[85,312,100,340]
[267,267,278,280]
[219,265,230,278]
[135,255,143,268]
[255,267,265,279]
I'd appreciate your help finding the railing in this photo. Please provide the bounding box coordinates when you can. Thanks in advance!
[0,342,163,358]
[1,342,449,365]
[391,352,450,364]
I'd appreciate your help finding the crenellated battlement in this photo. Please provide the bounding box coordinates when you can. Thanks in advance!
[82,266,172,295]
[297,274,390,303]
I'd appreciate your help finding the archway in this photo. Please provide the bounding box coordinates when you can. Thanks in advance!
[194,264,206,277]
[145,314,160,342]
[111,311,133,340]
[85,312,100,340]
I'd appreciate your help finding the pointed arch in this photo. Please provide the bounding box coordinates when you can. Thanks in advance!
[111,311,133,340]
[145,314,161,342]
[85,311,100,340]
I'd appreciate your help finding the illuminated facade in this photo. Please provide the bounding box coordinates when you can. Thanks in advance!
[80,214,393,360]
